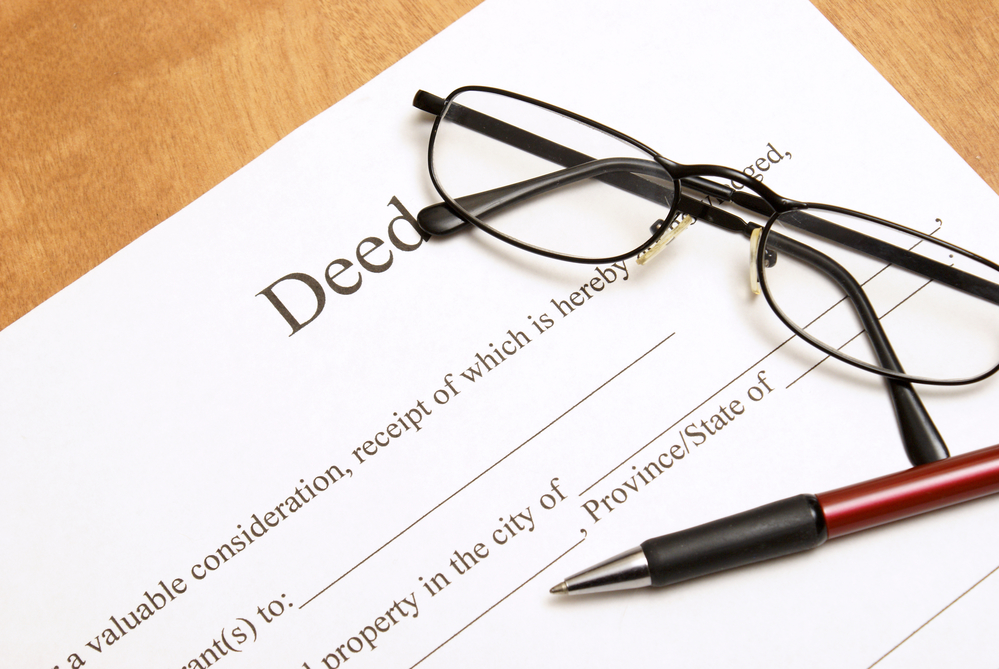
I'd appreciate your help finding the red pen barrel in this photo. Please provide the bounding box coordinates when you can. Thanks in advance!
[817,443,999,539]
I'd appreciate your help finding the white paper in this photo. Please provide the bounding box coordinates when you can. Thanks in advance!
[3,1,998,667]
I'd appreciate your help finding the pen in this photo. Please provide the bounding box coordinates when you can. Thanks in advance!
[550,443,999,595]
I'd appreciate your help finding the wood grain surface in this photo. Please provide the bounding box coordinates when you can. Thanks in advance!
[2,0,997,331]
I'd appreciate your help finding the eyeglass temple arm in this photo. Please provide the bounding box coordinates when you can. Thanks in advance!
[420,152,999,309]
[418,175,741,240]
[414,90,949,464]
[780,213,999,305]
[417,163,949,464]
[413,91,999,308]
[421,158,674,234]
[417,89,777,232]
[768,234,948,465]
[414,91,748,238]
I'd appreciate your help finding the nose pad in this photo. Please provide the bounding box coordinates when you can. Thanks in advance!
[638,214,694,266]
[749,228,778,294]
[750,228,763,294]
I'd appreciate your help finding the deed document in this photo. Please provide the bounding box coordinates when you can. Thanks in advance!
[2,1,998,667]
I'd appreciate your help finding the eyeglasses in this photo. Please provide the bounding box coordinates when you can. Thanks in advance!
[413,86,999,464]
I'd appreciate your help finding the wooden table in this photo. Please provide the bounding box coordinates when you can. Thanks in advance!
[2,0,997,331]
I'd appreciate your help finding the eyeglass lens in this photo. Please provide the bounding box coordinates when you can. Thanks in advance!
[431,90,676,260]
[763,209,999,382]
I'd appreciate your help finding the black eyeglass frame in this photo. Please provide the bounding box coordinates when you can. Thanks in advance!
[420,85,999,389]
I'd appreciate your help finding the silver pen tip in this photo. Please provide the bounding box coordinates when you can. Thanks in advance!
[549,581,568,595]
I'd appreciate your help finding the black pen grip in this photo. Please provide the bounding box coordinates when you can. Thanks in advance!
[641,494,828,587]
